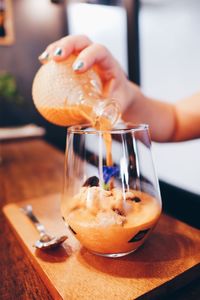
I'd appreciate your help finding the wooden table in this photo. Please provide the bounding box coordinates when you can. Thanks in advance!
[0,139,200,300]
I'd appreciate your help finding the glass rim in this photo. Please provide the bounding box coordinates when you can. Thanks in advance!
[67,123,149,134]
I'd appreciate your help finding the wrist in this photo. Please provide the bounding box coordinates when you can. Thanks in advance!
[123,81,144,113]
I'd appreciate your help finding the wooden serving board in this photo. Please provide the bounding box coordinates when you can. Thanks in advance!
[2,194,200,300]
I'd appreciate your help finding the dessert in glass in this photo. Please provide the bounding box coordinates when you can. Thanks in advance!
[61,123,162,258]
[32,56,162,257]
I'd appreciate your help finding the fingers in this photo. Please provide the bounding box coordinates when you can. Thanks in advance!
[38,35,121,84]
[38,35,92,64]
[73,43,119,80]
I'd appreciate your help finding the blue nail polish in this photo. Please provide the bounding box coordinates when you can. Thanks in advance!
[54,47,62,56]
[73,60,84,71]
[38,51,49,62]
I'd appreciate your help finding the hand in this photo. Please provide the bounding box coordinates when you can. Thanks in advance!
[38,35,185,142]
[39,35,139,113]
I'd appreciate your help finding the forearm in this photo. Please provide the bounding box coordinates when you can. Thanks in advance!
[172,92,200,141]
[123,83,200,142]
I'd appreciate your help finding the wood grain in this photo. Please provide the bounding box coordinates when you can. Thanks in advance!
[0,139,64,300]
[3,194,200,300]
[1,139,200,300]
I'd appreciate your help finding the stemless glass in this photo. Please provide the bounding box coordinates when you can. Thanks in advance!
[61,123,162,258]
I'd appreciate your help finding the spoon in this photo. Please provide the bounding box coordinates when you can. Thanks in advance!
[21,205,68,250]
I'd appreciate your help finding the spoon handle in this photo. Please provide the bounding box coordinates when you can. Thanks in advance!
[21,205,46,235]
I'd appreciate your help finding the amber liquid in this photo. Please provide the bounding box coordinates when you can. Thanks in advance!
[64,190,161,254]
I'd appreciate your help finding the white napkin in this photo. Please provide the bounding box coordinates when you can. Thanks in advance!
[0,124,45,141]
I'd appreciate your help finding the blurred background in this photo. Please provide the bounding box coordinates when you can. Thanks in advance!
[0,0,200,223]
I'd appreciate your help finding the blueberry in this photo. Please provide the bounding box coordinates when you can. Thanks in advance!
[133,197,141,203]
[83,176,99,187]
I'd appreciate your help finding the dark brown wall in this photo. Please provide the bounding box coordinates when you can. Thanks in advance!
[0,0,67,149]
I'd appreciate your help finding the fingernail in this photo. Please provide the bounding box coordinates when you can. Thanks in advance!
[38,51,49,62]
[73,60,84,71]
[53,47,62,56]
